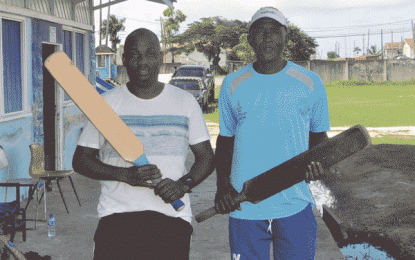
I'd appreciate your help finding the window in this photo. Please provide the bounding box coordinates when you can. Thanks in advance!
[62,29,87,102]
[97,55,106,68]
[1,18,27,117]
[76,33,84,74]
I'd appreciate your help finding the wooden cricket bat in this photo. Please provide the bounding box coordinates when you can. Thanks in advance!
[44,52,184,211]
[195,125,371,223]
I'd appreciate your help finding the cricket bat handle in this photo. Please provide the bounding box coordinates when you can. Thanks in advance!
[195,192,248,223]
[135,154,185,212]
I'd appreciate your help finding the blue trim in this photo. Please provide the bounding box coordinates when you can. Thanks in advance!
[96,77,114,90]
[95,87,105,94]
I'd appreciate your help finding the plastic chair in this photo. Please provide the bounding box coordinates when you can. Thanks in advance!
[28,144,81,216]
[0,145,43,240]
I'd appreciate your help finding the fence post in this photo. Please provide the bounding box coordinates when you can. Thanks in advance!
[383,59,388,81]
[344,59,349,81]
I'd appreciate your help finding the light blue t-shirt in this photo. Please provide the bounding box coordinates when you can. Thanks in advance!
[219,61,330,220]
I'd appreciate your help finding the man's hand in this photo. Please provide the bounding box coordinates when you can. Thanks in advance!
[154,179,188,203]
[121,164,162,188]
[214,184,241,214]
[305,161,327,183]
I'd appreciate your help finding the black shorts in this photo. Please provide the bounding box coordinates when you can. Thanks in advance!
[93,211,193,260]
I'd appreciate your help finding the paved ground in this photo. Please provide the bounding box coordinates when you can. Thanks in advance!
[7,149,344,259]
[5,114,351,259]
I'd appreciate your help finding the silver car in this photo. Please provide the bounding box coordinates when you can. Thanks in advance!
[169,77,209,112]
[172,65,215,103]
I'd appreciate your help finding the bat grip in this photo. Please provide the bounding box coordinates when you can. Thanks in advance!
[195,193,248,223]
[133,154,185,212]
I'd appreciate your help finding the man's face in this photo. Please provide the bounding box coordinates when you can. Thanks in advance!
[249,18,287,62]
[123,37,161,85]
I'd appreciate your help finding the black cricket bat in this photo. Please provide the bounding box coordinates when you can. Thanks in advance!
[195,125,371,223]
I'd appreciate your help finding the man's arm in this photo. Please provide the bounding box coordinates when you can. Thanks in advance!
[213,135,241,213]
[154,140,215,203]
[72,145,161,187]
[309,131,329,148]
[306,131,330,182]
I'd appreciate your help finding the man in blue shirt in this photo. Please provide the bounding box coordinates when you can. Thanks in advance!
[215,7,331,259]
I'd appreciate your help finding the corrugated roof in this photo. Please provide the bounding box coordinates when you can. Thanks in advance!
[404,39,414,49]
[95,45,115,54]
[384,42,404,50]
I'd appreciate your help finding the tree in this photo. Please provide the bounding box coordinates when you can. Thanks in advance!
[353,47,361,57]
[327,51,340,60]
[232,33,255,64]
[101,15,126,51]
[367,45,381,56]
[284,23,318,61]
[232,22,318,64]
[166,17,249,72]
[162,8,186,63]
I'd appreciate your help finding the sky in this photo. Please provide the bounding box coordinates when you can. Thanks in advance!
[93,0,415,59]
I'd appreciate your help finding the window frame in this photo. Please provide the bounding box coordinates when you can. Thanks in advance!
[0,14,30,122]
[62,26,89,107]
[97,54,106,68]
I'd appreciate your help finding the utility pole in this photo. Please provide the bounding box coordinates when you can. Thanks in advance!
[367,29,370,54]
[345,36,347,58]
[381,29,384,59]
[99,0,102,46]
[363,34,365,55]
[412,20,414,58]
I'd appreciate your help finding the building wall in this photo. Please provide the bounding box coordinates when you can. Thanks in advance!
[0,11,94,201]
[295,59,415,83]
[309,60,347,82]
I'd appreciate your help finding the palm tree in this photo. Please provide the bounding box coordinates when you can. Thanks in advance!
[101,15,126,51]
[367,45,381,56]
[353,47,361,57]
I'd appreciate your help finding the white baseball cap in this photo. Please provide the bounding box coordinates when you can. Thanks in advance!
[249,7,287,30]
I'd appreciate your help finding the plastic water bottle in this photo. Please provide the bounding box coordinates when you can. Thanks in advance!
[48,213,56,237]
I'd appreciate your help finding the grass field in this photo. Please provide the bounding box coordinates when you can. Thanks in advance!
[325,80,415,127]
[204,79,415,145]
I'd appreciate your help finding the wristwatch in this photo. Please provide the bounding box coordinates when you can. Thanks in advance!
[179,174,194,193]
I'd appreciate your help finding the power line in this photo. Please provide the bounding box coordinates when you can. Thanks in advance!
[302,19,414,32]
[310,28,413,38]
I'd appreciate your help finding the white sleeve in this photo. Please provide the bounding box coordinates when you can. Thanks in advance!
[188,96,211,145]
[77,121,105,149]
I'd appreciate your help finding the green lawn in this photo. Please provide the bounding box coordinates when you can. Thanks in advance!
[204,80,415,145]
[205,80,415,127]
[326,80,415,127]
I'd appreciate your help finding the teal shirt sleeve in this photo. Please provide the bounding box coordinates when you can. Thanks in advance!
[218,76,238,137]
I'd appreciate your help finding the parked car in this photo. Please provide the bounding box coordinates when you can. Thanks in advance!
[169,77,209,112]
[172,65,215,103]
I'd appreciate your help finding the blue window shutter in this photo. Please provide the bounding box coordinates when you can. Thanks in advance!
[2,19,22,114]
[63,31,72,101]
[76,33,84,74]
[63,30,72,59]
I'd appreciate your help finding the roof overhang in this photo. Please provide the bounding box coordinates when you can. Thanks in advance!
[93,0,175,10]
